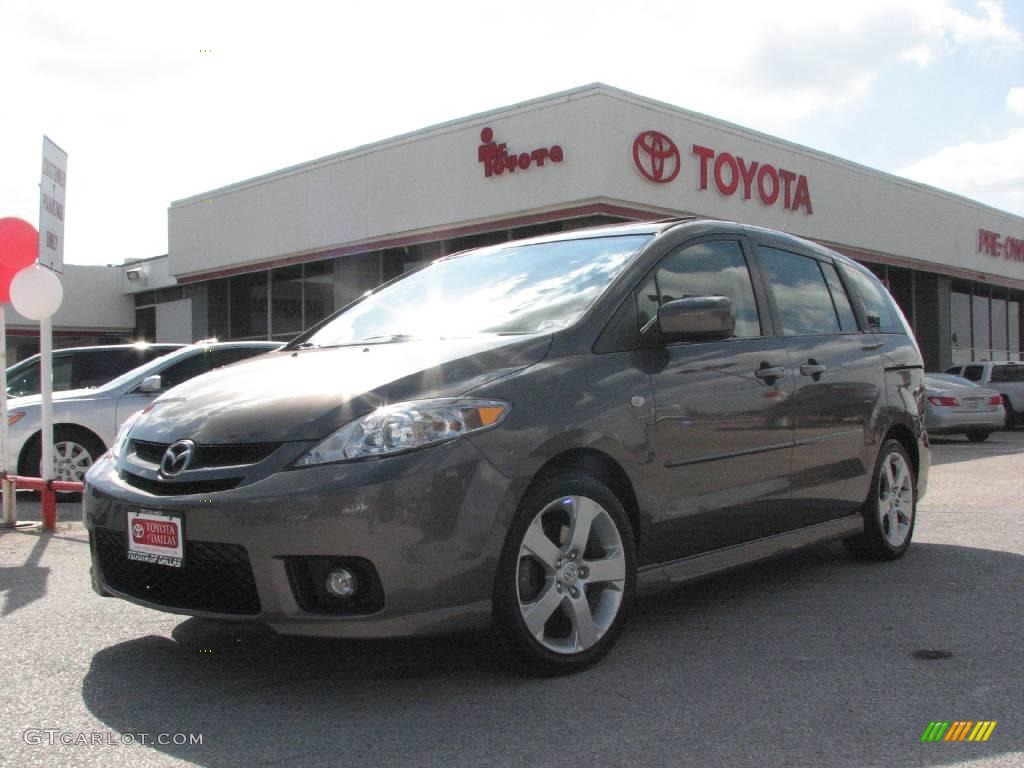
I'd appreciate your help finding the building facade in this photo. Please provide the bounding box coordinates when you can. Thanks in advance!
[14,84,1024,369]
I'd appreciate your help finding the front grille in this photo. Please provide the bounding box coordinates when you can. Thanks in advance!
[120,471,241,496]
[93,527,261,615]
[131,440,281,468]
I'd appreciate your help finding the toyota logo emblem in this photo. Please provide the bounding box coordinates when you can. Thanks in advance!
[132,522,145,540]
[633,130,680,183]
[160,439,196,477]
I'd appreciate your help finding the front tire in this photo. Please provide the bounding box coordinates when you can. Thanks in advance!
[493,470,637,675]
[843,439,916,561]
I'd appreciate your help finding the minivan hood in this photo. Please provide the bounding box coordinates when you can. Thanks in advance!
[131,334,551,444]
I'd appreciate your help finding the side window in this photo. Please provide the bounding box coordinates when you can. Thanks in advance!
[7,362,41,398]
[945,366,962,375]
[819,262,859,332]
[157,353,210,390]
[637,240,762,338]
[758,247,842,335]
[990,365,1024,383]
[52,354,73,391]
[962,365,984,382]
[74,350,140,389]
[839,264,904,334]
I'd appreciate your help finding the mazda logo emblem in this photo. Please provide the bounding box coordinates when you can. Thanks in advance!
[160,440,196,477]
[633,130,680,184]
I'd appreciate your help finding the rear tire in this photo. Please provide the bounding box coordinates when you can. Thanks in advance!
[492,470,636,676]
[1004,401,1017,431]
[843,439,916,561]
[965,431,990,443]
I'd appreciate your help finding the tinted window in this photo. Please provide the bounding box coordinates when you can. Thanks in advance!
[638,240,761,338]
[990,365,1024,383]
[962,365,984,382]
[7,361,42,397]
[820,262,859,332]
[74,349,139,389]
[840,265,904,334]
[758,247,841,336]
[158,354,210,390]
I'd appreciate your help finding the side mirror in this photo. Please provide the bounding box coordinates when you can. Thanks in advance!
[138,374,163,394]
[658,296,735,340]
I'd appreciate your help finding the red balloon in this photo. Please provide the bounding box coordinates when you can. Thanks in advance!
[0,264,19,303]
[0,217,39,271]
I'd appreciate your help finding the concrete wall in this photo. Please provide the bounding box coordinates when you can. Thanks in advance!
[7,264,133,333]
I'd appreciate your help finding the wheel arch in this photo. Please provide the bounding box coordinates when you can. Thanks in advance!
[17,423,108,476]
[524,447,641,543]
[883,423,919,481]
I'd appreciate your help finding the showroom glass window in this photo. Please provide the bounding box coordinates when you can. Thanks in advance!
[637,240,762,338]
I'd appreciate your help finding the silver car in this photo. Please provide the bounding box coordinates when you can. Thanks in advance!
[923,374,1004,442]
[7,341,280,482]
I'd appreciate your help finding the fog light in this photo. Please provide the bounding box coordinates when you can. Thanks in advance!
[325,568,357,598]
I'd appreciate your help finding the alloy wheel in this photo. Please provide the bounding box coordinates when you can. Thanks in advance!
[877,450,913,548]
[51,440,95,483]
[515,495,627,655]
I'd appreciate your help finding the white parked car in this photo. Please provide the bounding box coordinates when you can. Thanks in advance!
[7,341,281,482]
[946,361,1024,429]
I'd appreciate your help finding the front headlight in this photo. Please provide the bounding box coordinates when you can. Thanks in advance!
[295,398,509,466]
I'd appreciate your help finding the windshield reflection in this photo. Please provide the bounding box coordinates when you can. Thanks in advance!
[303,235,652,346]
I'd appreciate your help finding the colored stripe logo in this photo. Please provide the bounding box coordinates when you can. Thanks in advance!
[921,721,997,742]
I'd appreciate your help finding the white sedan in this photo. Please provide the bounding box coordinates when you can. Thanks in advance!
[923,374,1005,442]
[7,341,281,482]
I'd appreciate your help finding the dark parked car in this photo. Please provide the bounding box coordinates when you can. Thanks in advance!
[6,343,184,398]
[84,219,929,674]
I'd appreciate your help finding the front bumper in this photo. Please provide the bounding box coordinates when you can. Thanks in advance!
[84,439,514,638]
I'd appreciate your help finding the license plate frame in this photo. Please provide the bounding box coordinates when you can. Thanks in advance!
[126,509,185,568]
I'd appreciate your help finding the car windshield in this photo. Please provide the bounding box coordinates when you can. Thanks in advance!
[300,235,652,347]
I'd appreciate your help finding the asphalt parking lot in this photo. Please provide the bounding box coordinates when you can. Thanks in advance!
[1,432,1022,768]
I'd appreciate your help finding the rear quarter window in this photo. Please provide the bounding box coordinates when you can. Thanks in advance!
[839,264,907,334]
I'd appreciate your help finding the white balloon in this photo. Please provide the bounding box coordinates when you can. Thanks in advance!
[10,264,63,320]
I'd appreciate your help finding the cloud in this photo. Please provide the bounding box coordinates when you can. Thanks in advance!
[1009,87,1024,115]
[897,128,1024,215]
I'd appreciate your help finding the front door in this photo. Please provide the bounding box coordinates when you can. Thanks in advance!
[640,238,795,562]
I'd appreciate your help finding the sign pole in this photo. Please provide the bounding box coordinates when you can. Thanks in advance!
[0,305,14,527]
[39,314,56,530]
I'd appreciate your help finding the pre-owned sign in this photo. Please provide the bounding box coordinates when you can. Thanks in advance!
[633,130,814,215]
[38,136,67,273]
[978,228,1024,263]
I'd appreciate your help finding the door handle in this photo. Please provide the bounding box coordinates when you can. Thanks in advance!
[754,364,786,382]
[799,360,827,380]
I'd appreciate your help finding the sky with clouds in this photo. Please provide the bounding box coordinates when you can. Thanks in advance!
[1,0,1022,266]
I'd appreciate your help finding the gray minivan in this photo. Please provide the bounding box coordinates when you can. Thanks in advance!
[84,219,929,674]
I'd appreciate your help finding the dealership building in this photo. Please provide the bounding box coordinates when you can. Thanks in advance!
[7,83,1024,369]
